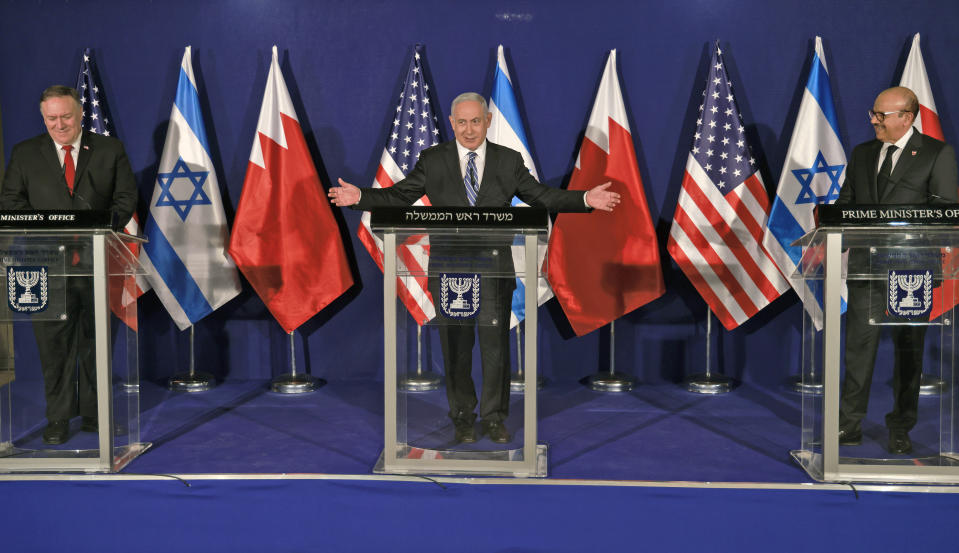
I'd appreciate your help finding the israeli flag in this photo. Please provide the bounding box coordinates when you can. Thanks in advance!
[762,37,847,326]
[140,46,241,330]
[488,45,553,328]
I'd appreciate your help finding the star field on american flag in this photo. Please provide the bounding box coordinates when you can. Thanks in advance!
[389,49,440,173]
[691,45,756,191]
[76,48,113,136]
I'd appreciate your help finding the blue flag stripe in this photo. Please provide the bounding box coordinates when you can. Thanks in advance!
[174,67,212,159]
[143,222,214,323]
[806,54,842,140]
[491,65,532,153]
[767,199,805,267]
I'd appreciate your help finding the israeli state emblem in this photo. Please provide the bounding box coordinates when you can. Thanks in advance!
[7,266,48,313]
[888,269,932,319]
[439,273,480,319]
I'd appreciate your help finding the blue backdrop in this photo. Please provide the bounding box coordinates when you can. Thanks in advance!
[2,0,959,386]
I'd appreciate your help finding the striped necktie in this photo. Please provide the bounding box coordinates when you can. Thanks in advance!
[464,151,478,206]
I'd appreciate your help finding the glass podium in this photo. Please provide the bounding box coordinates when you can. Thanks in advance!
[371,207,548,477]
[0,211,149,472]
[792,204,959,483]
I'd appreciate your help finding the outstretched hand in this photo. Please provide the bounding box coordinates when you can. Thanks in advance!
[329,178,361,207]
[585,182,621,212]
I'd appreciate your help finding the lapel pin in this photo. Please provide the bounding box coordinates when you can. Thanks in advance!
[911,150,917,156]
[83,145,90,150]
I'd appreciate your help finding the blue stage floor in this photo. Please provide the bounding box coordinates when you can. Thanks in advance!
[119,378,941,482]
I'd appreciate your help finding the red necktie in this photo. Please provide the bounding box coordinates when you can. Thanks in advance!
[62,145,75,196]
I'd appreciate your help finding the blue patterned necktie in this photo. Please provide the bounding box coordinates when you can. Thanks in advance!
[464,151,478,206]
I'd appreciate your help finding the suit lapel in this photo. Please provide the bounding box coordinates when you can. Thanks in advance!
[474,143,497,205]
[74,132,93,186]
[39,135,63,185]
[867,140,882,202]
[888,129,923,185]
[439,142,468,206]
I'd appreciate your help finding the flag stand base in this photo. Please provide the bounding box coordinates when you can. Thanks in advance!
[169,371,216,392]
[399,372,442,392]
[510,373,545,393]
[919,373,947,396]
[790,374,824,395]
[685,373,735,394]
[586,372,634,392]
[271,373,322,394]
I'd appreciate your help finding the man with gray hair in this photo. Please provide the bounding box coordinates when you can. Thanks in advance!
[332,92,620,444]
[1,85,137,444]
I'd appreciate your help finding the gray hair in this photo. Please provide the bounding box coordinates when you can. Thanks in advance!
[39,85,81,110]
[451,92,488,116]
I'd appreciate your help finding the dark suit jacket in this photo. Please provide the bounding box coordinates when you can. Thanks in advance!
[356,139,589,277]
[1,131,137,224]
[837,129,959,279]
[356,140,588,212]
[837,129,958,206]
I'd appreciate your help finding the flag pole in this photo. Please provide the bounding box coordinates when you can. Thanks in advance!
[585,320,634,392]
[271,330,321,393]
[511,321,544,392]
[169,325,216,392]
[684,307,735,394]
[398,323,441,391]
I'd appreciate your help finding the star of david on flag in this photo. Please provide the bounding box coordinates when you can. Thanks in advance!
[792,151,844,204]
[154,157,212,221]
[139,46,241,330]
[762,36,848,327]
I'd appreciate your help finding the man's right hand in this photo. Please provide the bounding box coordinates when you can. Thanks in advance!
[329,178,361,207]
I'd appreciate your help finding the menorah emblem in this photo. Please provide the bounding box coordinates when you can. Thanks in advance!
[896,273,924,309]
[7,265,48,313]
[888,269,932,318]
[447,277,473,310]
[15,270,40,304]
[439,273,480,319]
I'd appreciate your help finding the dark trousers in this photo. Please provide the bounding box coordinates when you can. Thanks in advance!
[33,277,95,422]
[840,281,926,432]
[430,274,514,424]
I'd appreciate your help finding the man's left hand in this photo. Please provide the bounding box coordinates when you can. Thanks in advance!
[586,182,621,212]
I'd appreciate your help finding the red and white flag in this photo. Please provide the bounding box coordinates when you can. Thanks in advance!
[666,43,788,330]
[546,50,664,336]
[355,44,441,325]
[228,46,353,333]
[900,33,943,141]
[899,33,955,320]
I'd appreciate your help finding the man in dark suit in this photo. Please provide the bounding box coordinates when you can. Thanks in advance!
[836,86,958,454]
[331,92,619,444]
[1,85,137,444]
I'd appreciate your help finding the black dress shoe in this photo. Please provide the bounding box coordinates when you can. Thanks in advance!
[80,416,98,433]
[42,420,70,445]
[482,421,510,444]
[838,428,862,446]
[454,421,477,444]
[888,429,913,455]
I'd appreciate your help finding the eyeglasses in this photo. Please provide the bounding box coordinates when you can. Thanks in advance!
[868,109,906,122]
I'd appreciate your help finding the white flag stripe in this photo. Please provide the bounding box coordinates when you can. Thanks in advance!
[675,180,774,309]
[687,157,787,294]
[902,33,937,114]
[669,220,751,324]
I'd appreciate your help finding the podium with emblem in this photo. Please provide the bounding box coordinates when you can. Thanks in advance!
[792,204,959,483]
[371,206,549,477]
[0,211,149,472]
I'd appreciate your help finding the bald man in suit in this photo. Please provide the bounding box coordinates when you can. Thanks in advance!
[836,86,958,455]
[1,85,137,444]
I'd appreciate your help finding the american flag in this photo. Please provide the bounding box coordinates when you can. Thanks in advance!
[356,44,442,324]
[76,48,150,328]
[667,43,788,330]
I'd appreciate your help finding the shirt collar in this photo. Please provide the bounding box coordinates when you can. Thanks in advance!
[887,126,914,151]
[54,132,82,152]
[455,139,487,160]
